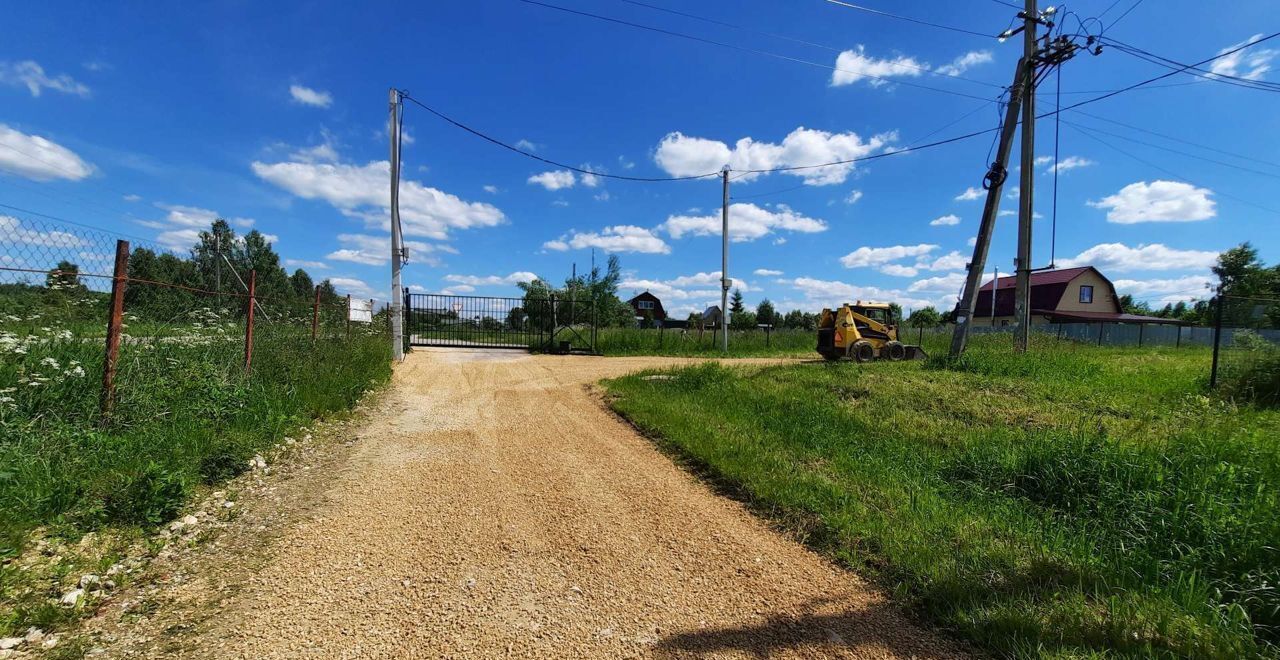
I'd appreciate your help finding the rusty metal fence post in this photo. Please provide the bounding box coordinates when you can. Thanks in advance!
[311,284,321,341]
[244,269,256,370]
[99,240,129,422]
[346,294,352,341]
[1210,289,1224,388]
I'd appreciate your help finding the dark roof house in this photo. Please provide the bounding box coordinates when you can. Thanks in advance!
[627,291,667,321]
[973,266,1182,325]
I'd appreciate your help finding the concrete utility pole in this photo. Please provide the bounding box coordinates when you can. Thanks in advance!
[720,165,730,353]
[949,60,1028,357]
[389,87,405,362]
[1013,0,1039,352]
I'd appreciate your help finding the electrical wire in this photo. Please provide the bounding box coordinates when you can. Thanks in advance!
[1050,63,1062,266]
[1059,119,1280,180]
[1067,108,1280,170]
[399,93,721,181]
[617,0,1005,88]
[1065,122,1280,216]
[1036,32,1280,118]
[0,202,159,246]
[1102,38,1280,92]
[1107,0,1145,29]
[823,0,997,39]
[514,0,997,102]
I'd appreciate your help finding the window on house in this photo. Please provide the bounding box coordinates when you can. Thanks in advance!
[637,300,654,310]
[1079,285,1094,304]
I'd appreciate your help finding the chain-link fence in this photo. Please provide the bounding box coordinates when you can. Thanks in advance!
[0,212,392,425]
[1211,294,1280,405]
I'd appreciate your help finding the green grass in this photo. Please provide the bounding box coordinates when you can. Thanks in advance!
[594,326,816,357]
[604,334,1280,658]
[1,295,392,635]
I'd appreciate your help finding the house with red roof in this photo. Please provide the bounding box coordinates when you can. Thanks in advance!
[973,266,1182,326]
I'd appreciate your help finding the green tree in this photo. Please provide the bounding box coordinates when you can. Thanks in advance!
[125,248,200,320]
[756,298,776,327]
[191,219,236,293]
[729,288,746,314]
[46,260,83,290]
[906,306,942,328]
[290,269,315,300]
[888,302,903,323]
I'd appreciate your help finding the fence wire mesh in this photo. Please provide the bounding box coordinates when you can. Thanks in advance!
[1214,294,1280,405]
[0,212,391,425]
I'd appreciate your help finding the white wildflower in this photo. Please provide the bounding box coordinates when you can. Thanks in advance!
[40,357,61,370]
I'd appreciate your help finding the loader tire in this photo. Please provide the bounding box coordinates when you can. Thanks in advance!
[885,341,907,361]
[849,340,875,363]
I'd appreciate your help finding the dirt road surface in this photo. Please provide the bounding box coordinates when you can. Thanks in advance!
[205,349,964,659]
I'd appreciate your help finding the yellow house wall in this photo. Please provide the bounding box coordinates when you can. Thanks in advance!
[1055,270,1120,313]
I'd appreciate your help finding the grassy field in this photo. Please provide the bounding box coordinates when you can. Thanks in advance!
[605,335,1280,658]
[594,326,816,357]
[0,295,391,636]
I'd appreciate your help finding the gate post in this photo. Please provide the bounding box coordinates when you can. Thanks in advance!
[1210,288,1224,387]
[99,239,129,423]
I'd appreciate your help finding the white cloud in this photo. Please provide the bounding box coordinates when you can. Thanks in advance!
[123,194,142,202]
[439,284,476,295]
[261,233,279,244]
[845,190,864,204]
[839,243,937,268]
[998,209,1016,217]
[483,184,498,194]
[654,127,895,186]
[0,124,94,181]
[831,46,926,87]
[552,199,570,207]
[0,215,86,249]
[618,155,635,169]
[619,271,751,312]
[954,187,982,201]
[908,272,966,293]
[251,159,505,240]
[291,142,339,164]
[528,170,576,191]
[285,259,329,270]
[289,84,332,108]
[930,214,961,226]
[1039,155,1094,174]
[660,203,826,242]
[326,233,452,267]
[0,61,90,97]
[1112,275,1214,302]
[515,139,538,152]
[1057,242,1220,273]
[934,50,994,76]
[543,225,669,254]
[753,268,783,276]
[919,250,967,271]
[594,191,611,201]
[1209,34,1277,81]
[1088,180,1215,223]
[154,229,202,251]
[967,236,977,246]
[880,264,919,277]
[444,272,540,287]
[782,276,940,310]
[329,277,374,298]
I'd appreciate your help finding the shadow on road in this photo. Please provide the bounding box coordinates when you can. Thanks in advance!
[653,598,961,659]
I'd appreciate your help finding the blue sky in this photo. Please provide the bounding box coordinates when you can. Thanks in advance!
[3,0,1278,316]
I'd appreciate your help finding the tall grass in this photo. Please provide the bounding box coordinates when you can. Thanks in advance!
[606,337,1280,658]
[0,303,392,558]
[594,327,815,357]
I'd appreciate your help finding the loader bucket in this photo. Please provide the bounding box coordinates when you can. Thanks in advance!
[903,345,928,361]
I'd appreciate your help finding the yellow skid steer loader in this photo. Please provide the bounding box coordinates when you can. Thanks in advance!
[816,302,927,362]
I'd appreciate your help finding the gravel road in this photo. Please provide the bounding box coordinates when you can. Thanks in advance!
[213,349,964,659]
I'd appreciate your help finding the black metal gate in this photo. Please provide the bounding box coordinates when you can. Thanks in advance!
[405,292,596,352]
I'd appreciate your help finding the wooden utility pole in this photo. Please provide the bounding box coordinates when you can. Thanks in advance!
[949,61,1028,357]
[720,164,730,353]
[311,284,321,341]
[389,87,405,362]
[1013,0,1039,352]
[244,269,256,371]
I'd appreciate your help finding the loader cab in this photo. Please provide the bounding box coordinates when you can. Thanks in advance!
[851,304,892,326]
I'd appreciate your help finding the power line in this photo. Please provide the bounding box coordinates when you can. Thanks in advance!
[1065,122,1280,216]
[1036,32,1280,118]
[1108,0,1145,29]
[617,0,1005,88]
[1102,38,1280,92]
[738,124,1000,174]
[514,0,997,102]
[399,93,720,181]
[1059,118,1280,180]
[1067,108,1280,170]
[823,0,997,39]
[0,202,161,246]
